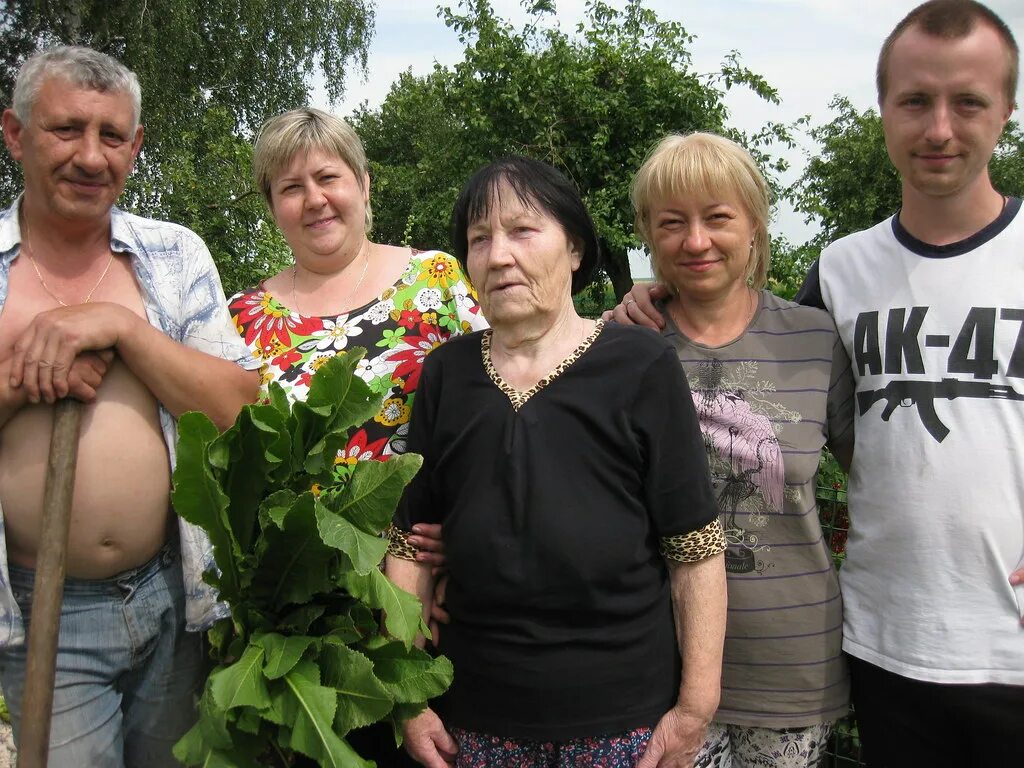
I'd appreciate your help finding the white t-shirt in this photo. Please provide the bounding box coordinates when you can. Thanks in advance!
[805,197,1024,685]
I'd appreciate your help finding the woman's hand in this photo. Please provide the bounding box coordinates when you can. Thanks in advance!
[1011,567,1024,625]
[402,708,458,768]
[601,283,668,330]
[428,572,450,647]
[636,705,709,768]
[408,523,446,567]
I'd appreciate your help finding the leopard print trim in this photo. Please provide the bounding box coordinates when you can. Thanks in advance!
[386,524,418,562]
[660,519,727,563]
[481,320,605,412]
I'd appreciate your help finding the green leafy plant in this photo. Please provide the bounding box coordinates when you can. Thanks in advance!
[170,350,451,767]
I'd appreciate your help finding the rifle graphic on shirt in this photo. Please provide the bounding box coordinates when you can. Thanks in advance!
[857,378,1024,443]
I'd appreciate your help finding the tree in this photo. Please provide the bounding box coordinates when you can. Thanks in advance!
[0,0,375,294]
[767,235,816,301]
[353,0,791,299]
[790,95,1024,249]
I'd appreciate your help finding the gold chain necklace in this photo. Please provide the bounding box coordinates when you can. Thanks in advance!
[290,249,370,317]
[22,217,115,307]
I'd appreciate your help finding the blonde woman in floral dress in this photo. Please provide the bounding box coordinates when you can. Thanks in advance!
[228,108,487,765]
[229,108,487,473]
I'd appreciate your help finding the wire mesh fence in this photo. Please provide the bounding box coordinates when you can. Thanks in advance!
[817,485,864,767]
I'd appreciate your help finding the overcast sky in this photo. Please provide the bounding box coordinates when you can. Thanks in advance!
[314,0,1024,257]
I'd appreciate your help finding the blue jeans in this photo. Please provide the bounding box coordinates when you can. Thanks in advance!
[0,542,205,768]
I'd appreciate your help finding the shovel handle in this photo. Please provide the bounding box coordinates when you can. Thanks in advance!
[17,398,84,768]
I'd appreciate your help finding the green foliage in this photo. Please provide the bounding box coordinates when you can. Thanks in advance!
[789,96,1024,249]
[787,97,900,249]
[767,235,817,301]
[572,278,616,317]
[171,351,451,767]
[0,0,374,295]
[353,0,793,300]
[991,118,1024,197]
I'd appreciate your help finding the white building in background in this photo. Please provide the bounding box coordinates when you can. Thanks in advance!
[629,249,655,281]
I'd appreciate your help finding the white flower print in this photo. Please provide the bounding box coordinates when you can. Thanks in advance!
[365,300,395,325]
[415,287,444,311]
[311,318,363,352]
[356,355,394,383]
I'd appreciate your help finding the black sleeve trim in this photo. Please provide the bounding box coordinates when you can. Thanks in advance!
[794,259,825,309]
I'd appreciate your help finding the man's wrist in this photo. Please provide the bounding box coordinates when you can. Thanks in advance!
[104,302,146,355]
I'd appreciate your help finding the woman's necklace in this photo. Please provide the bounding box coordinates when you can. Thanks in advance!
[290,249,370,317]
[23,217,115,307]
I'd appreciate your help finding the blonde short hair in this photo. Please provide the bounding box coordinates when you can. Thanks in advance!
[252,107,372,232]
[631,132,771,291]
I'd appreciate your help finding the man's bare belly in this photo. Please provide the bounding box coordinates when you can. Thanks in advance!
[0,360,172,579]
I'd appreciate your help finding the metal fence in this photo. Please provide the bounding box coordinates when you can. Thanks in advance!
[816,486,864,767]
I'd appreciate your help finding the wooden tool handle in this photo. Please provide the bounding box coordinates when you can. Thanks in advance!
[17,399,84,768]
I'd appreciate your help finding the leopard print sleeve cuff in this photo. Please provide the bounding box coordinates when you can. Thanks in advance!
[386,524,418,562]
[660,519,727,563]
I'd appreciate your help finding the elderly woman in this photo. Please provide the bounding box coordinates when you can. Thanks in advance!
[612,133,855,767]
[229,107,488,468]
[386,156,727,768]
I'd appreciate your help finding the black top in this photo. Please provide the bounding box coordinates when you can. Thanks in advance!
[396,321,717,740]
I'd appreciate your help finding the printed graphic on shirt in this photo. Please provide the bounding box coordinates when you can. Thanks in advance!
[688,359,800,574]
[853,305,1024,442]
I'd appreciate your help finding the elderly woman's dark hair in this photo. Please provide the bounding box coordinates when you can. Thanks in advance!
[450,156,600,295]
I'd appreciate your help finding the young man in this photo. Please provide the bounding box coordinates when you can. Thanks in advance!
[0,46,260,767]
[610,2,1023,763]
[794,2,1023,763]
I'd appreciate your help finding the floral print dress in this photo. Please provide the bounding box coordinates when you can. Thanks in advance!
[229,250,487,472]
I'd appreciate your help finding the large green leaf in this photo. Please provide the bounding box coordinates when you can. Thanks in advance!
[323,603,376,644]
[251,492,338,606]
[197,681,234,751]
[171,411,239,597]
[341,567,424,649]
[217,402,291,554]
[362,640,453,704]
[174,343,444,765]
[296,352,381,475]
[259,489,298,529]
[234,708,264,736]
[268,354,388,513]
[256,633,317,680]
[279,604,327,635]
[316,503,389,575]
[387,702,427,746]
[277,660,373,768]
[319,639,393,734]
[172,721,264,768]
[320,454,423,535]
[209,644,269,712]
[171,723,207,766]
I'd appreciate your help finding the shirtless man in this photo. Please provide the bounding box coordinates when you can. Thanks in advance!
[0,46,259,767]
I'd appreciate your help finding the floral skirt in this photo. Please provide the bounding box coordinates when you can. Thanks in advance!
[450,726,653,768]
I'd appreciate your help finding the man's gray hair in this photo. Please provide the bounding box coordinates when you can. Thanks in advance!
[12,45,142,127]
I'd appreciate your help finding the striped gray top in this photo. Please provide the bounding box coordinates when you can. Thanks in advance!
[661,290,854,728]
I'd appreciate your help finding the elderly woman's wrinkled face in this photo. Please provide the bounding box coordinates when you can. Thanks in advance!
[649,188,755,302]
[466,181,581,327]
[270,148,369,269]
